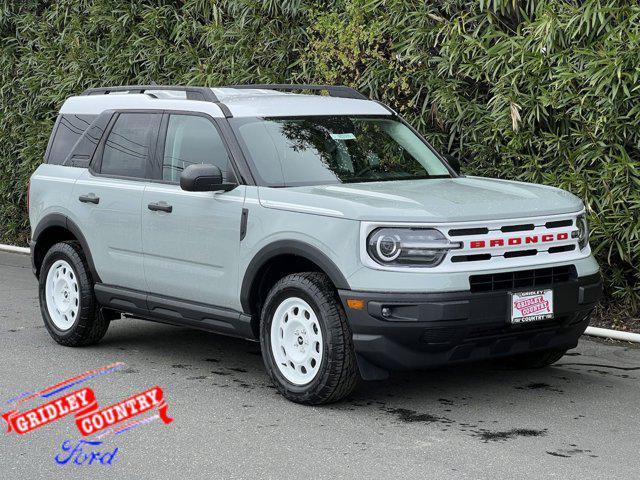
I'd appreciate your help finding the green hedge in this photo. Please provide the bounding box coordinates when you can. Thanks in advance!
[1,0,638,315]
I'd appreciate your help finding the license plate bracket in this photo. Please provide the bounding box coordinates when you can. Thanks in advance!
[510,289,554,324]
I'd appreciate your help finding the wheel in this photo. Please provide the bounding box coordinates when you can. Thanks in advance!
[502,348,569,369]
[39,241,110,346]
[260,272,359,405]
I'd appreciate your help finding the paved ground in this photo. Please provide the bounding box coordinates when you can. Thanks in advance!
[1,251,639,479]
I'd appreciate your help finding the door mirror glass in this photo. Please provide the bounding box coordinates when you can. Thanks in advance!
[180,164,233,191]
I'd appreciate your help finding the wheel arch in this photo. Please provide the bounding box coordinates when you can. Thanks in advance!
[241,240,350,319]
[31,213,101,283]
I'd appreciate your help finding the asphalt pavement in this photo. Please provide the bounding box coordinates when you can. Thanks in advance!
[1,250,639,479]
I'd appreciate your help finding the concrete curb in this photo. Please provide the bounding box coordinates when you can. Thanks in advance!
[584,326,640,343]
[1,244,638,343]
[0,243,30,255]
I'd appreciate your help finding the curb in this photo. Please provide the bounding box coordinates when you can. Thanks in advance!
[584,326,640,344]
[0,243,30,255]
[1,244,638,343]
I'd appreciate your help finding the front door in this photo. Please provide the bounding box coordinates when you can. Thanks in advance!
[141,113,245,308]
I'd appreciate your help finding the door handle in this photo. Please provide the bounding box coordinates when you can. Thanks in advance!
[79,193,99,204]
[148,201,173,213]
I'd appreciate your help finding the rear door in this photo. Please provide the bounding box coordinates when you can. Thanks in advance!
[73,111,161,290]
[141,112,245,308]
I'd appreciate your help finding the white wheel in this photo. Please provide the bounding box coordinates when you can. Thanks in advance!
[270,297,323,386]
[45,259,80,331]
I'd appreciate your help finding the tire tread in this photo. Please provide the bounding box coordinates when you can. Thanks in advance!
[261,272,359,404]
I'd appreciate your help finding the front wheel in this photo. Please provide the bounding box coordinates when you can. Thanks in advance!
[260,272,359,405]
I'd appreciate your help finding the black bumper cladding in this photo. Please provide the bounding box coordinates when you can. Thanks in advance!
[338,271,602,379]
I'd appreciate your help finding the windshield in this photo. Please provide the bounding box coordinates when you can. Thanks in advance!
[231,116,452,186]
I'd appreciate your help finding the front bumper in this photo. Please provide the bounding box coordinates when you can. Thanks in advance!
[338,272,602,379]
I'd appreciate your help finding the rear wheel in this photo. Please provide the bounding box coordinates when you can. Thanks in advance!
[503,348,569,369]
[260,272,359,405]
[39,241,110,346]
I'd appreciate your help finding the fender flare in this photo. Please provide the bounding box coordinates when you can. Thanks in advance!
[32,213,101,282]
[240,240,350,314]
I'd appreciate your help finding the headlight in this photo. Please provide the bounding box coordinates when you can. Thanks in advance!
[573,213,590,250]
[366,228,460,267]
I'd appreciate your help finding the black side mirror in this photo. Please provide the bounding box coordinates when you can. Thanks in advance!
[180,164,235,192]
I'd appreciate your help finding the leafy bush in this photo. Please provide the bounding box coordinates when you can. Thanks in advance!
[1,0,638,315]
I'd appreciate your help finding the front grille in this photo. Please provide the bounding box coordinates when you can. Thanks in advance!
[501,223,534,233]
[451,253,491,263]
[440,215,578,265]
[469,265,576,293]
[545,219,572,228]
[503,249,537,258]
[449,227,489,237]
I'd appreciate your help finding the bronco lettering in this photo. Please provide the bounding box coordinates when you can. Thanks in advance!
[468,232,570,249]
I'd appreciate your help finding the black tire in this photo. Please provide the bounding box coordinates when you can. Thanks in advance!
[39,241,110,346]
[260,272,359,405]
[502,348,569,369]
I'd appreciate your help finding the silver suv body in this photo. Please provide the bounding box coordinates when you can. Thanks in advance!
[29,85,602,404]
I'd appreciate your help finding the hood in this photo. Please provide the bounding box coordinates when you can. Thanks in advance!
[258,176,584,222]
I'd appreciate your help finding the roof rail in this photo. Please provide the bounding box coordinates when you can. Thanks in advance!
[81,85,219,102]
[224,84,368,100]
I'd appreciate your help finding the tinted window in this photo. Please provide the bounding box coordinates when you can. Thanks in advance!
[231,116,451,187]
[100,113,159,178]
[162,115,232,183]
[47,114,97,164]
[62,112,112,168]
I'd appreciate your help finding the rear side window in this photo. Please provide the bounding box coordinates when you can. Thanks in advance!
[162,114,233,183]
[100,113,160,178]
[62,112,113,168]
[47,114,97,164]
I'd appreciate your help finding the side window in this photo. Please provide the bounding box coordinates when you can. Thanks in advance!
[62,112,113,168]
[100,113,159,178]
[47,114,97,165]
[162,114,233,183]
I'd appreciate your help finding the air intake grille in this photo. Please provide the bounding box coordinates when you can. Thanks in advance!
[469,266,576,293]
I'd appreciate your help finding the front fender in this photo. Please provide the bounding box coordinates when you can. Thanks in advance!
[240,239,351,313]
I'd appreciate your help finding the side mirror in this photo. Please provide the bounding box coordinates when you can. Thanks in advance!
[180,164,235,192]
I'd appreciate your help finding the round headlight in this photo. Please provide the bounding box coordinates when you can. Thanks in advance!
[577,213,589,250]
[366,228,460,267]
[376,234,401,261]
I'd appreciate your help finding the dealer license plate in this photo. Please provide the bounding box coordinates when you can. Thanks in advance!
[510,289,554,324]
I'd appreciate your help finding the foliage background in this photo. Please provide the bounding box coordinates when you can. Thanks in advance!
[1,0,638,318]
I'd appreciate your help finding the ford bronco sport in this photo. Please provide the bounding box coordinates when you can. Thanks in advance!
[29,84,602,404]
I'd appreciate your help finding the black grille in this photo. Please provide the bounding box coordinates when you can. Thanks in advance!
[451,253,491,263]
[420,326,459,344]
[548,244,576,254]
[503,249,537,258]
[545,219,573,228]
[448,227,489,237]
[501,223,534,233]
[469,266,576,293]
